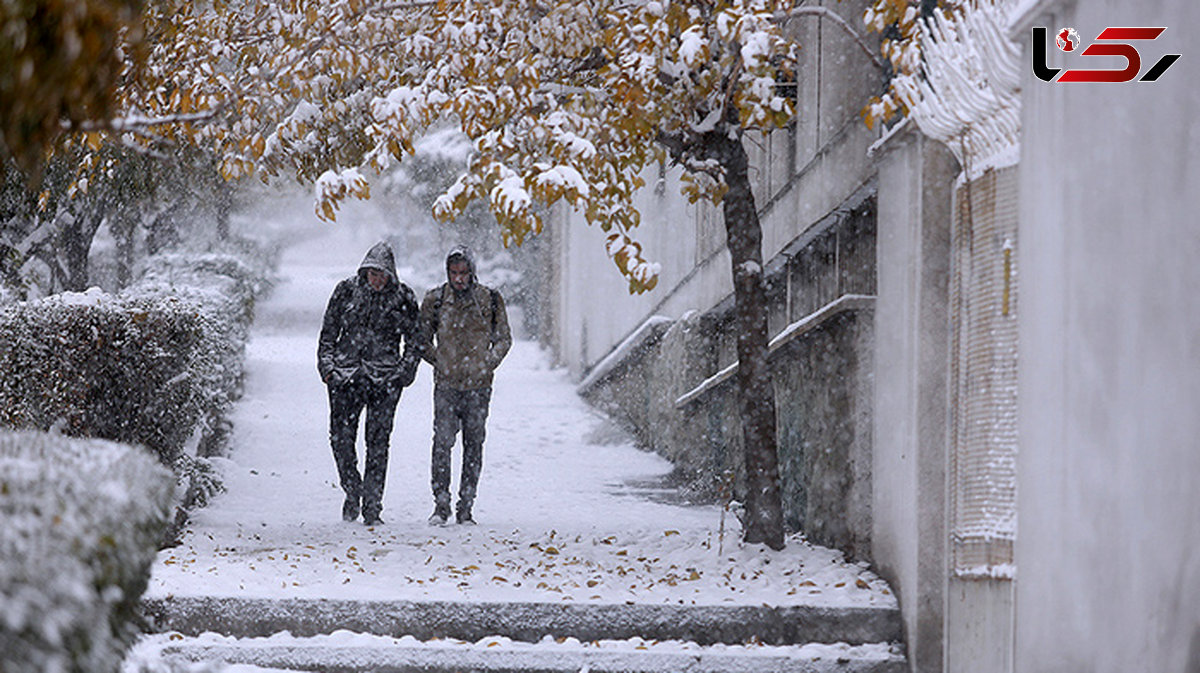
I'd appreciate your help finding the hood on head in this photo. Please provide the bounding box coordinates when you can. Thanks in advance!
[358,241,398,287]
[445,245,477,286]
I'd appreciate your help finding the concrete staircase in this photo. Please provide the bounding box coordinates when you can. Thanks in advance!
[136,596,907,672]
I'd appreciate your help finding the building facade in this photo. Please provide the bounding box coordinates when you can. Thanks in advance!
[531,0,1200,671]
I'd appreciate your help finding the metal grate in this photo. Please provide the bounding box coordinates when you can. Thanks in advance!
[948,165,1019,579]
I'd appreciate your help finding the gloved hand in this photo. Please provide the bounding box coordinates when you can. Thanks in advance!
[394,358,418,388]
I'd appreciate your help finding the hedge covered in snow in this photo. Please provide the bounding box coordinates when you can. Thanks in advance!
[0,430,173,673]
[0,292,216,459]
[0,244,275,538]
[125,250,273,459]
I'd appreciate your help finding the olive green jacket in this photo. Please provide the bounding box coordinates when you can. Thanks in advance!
[418,282,512,390]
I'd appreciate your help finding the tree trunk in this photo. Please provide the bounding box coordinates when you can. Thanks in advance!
[57,209,102,292]
[111,209,137,289]
[215,177,232,241]
[57,212,94,291]
[717,134,786,550]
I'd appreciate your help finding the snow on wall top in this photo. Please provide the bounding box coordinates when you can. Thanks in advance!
[892,1,1022,180]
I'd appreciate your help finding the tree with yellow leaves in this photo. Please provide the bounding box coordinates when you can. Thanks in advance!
[9,0,898,549]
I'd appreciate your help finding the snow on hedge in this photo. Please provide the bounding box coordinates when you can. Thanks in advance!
[0,245,275,542]
[0,292,215,460]
[0,430,173,673]
[127,251,270,451]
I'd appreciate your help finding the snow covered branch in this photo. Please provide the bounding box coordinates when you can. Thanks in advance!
[66,109,225,133]
[889,1,1021,176]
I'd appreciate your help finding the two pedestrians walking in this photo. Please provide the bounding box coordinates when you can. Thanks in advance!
[317,242,510,527]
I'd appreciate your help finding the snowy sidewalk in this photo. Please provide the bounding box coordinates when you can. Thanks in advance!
[128,219,902,672]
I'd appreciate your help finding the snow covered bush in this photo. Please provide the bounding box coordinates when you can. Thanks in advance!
[126,250,272,458]
[0,291,214,461]
[0,430,173,673]
[0,243,274,540]
[0,249,270,456]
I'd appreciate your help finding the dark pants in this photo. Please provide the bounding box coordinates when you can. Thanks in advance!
[431,384,491,510]
[328,375,401,518]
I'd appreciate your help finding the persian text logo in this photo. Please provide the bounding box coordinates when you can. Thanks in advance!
[1033,26,1181,83]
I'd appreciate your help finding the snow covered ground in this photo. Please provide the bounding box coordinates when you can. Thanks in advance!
[125,211,899,671]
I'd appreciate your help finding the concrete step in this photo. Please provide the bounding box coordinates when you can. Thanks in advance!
[140,596,902,647]
[135,632,907,673]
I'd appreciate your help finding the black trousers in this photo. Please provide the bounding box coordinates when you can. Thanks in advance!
[431,384,491,510]
[328,375,401,518]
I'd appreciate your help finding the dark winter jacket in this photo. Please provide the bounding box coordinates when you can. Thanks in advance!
[417,246,512,391]
[318,242,420,387]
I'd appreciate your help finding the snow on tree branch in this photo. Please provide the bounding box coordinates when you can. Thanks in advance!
[889,1,1021,175]
[50,0,814,294]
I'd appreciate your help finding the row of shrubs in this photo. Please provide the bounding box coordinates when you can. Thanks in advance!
[0,243,274,531]
[0,240,276,673]
[0,430,175,673]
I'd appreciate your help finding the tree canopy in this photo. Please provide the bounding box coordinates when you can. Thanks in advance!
[3,0,913,549]
[26,0,802,294]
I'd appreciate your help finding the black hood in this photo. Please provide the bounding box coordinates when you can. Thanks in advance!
[445,245,477,287]
[358,241,398,288]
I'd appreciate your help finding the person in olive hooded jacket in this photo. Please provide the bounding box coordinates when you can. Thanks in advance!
[318,241,420,526]
[417,246,512,525]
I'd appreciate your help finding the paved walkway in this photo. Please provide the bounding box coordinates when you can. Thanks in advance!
[128,218,903,672]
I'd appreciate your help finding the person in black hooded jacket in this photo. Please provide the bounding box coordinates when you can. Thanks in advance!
[318,241,420,526]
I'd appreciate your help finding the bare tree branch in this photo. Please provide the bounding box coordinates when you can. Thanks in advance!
[66,109,225,133]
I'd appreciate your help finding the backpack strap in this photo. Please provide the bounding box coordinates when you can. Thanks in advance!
[489,287,498,335]
[430,284,447,334]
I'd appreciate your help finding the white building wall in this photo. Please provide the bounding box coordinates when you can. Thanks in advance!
[550,0,882,380]
[1013,1,1200,670]
[872,125,958,673]
[551,165,729,380]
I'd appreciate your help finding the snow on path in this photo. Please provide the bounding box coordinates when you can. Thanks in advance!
[145,220,895,610]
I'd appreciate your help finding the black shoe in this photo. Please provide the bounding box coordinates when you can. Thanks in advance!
[363,513,384,526]
[342,496,360,522]
[456,507,475,525]
[429,503,451,526]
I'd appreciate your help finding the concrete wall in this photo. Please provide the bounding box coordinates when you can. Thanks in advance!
[550,161,709,381]
[871,125,958,673]
[771,306,874,559]
[1013,1,1200,671]
[579,290,876,559]
[540,0,885,563]
[945,579,1013,673]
